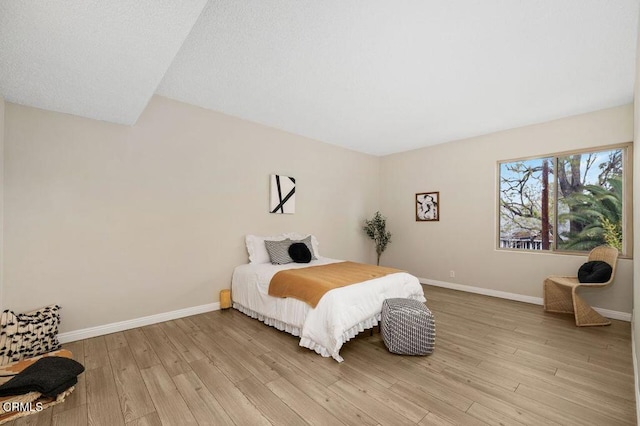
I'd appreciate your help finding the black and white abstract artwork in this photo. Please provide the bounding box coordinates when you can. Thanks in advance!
[416,191,439,221]
[270,174,296,214]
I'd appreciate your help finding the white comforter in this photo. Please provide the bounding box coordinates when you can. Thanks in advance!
[231,257,425,362]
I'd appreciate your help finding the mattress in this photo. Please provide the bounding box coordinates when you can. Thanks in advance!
[231,257,425,362]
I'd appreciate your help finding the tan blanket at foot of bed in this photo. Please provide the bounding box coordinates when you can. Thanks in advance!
[269,261,403,308]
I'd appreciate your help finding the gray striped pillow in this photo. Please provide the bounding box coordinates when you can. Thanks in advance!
[265,239,293,265]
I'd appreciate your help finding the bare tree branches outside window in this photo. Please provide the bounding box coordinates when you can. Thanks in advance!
[499,147,626,253]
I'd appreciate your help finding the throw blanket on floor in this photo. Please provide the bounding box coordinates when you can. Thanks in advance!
[0,356,84,398]
[269,261,403,307]
[0,349,79,425]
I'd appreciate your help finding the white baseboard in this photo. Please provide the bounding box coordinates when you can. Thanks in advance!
[58,302,220,344]
[57,278,631,343]
[420,278,631,322]
[633,311,640,425]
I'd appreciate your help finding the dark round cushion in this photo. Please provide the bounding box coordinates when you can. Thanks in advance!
[578,260,612,283]
[288,242,312,263]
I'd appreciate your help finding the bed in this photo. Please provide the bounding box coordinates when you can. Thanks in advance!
[231,233,425,362]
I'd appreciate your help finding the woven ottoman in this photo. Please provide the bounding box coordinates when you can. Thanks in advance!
[381,298,435,355]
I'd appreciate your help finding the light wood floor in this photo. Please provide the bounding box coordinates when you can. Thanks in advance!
[5,285,636,425]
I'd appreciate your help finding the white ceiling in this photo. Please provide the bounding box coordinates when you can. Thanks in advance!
[1,1,638,155]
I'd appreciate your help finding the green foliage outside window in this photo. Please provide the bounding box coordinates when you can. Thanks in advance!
[498,146,628,254]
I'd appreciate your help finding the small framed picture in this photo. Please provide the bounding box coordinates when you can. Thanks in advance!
[416,192,439,221]
[270,174,296,214]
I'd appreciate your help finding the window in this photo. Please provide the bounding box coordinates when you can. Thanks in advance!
[498,144,632,255]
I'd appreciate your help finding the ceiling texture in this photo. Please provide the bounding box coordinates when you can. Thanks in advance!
[1,1,638,155]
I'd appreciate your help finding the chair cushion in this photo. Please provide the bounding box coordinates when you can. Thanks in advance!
[578,261,612,283]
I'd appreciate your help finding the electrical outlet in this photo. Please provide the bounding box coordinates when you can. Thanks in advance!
[449,270,455,278]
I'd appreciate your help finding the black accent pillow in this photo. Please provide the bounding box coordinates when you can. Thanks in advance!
[288,242,312,263]
[578,260,612,283]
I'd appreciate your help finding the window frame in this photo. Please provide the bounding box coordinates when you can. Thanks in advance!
[496,142,633,258]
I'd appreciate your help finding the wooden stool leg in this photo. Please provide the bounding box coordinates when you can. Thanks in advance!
[572,289,611,327]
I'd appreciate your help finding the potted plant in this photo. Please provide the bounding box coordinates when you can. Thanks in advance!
[363,211,392,266]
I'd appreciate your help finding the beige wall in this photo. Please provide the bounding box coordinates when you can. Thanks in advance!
[2,94,634,334]
[633,5,640,416]
[3,95,380,332]
[0,95,4,311]
[380,104,634,313]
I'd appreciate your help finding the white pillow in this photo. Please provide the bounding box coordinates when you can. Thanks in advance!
[246,233,320,264]
[246,234,287,264]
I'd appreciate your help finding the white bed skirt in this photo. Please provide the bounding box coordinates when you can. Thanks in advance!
[233,302,302,336]
[231,258,425,362]
[233,301,381,362]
